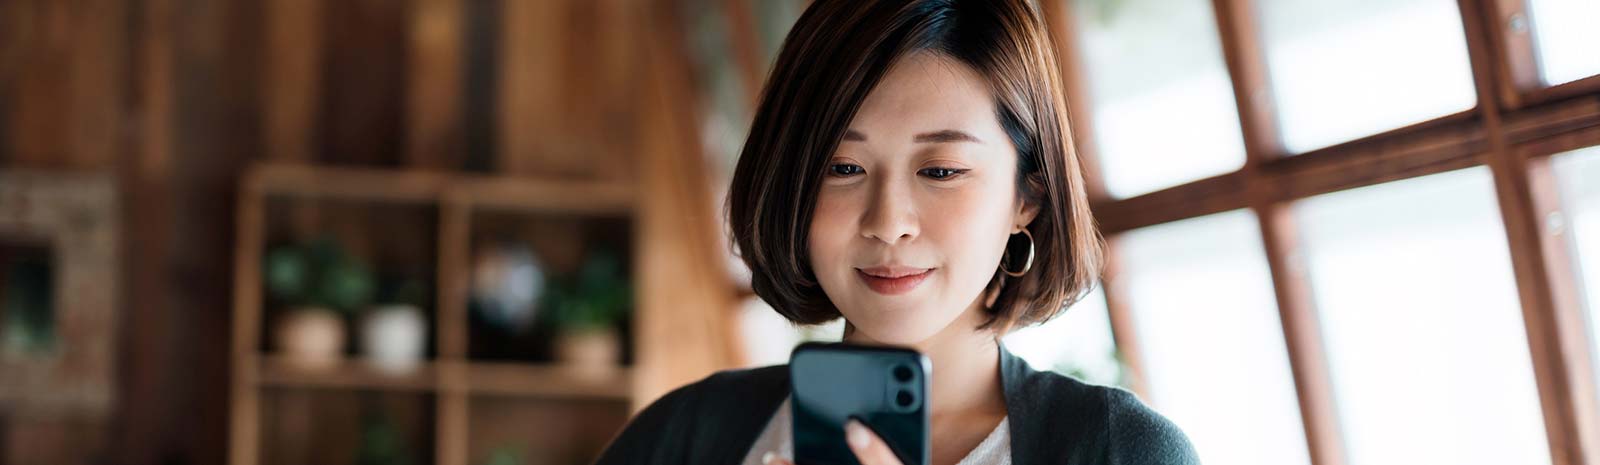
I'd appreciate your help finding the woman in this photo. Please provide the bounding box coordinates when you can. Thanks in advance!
[597,0,1199,464]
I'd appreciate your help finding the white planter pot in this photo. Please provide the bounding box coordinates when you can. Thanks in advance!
[360,304,427,374]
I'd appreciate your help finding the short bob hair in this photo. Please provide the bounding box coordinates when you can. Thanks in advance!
[726,0,1104,333]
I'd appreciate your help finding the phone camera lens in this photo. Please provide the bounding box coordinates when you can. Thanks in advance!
[895,390,914,408]
[893,365,914,383]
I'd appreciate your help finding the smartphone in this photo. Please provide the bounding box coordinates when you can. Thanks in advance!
[789,342,931,465]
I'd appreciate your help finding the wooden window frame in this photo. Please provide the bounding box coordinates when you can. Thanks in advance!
[1484,0,1600,110]
[1041,0,1600,464]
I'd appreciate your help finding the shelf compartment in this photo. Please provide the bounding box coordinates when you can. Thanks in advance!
[257,356,439,392]
[464,362,631,400]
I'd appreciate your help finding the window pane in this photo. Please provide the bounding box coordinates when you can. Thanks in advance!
[737,295,845,368]
[1529,0,1600,85]
[1004,287,1123,387]
[1259,0,1477,153]
[1296,168,1550,465]
[1116,210,1310,465]
[1553,146,1600,397]
[1072,0,1246,198]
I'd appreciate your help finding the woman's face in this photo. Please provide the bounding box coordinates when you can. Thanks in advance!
[808,52,1038,345]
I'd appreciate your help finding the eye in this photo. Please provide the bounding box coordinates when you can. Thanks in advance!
[829,163,864,177]
[918,167,967,180]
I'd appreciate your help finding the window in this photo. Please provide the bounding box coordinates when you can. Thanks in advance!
[1552,146,1600,392]
[1527,0,1600,86]
[1041,0,1600,459]
[1070,0,1246,198]
[1257,0,1477,153]
[1295,168,1550,465]
[1114,210,1309,465]
[1004,287,1121,387]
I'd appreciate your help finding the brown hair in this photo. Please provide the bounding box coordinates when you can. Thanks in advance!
[726,0,1103,333]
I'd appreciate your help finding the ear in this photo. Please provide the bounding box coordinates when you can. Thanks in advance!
[1012,196,1040,234]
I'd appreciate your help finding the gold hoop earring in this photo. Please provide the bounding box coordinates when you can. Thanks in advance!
[1002,229,1034,277]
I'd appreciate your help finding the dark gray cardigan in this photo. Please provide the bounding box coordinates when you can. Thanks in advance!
[594,344,1201,465]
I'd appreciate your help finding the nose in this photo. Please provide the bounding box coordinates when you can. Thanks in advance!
[859,175,919,245]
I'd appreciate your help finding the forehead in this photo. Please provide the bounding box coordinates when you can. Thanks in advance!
[850,52,1000,134]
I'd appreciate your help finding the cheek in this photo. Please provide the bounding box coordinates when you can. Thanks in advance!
[806,191,855,272]
[926,184,1015,282]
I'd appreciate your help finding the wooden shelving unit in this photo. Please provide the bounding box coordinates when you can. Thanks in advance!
[230,163,641,465]
[253,358,632,401]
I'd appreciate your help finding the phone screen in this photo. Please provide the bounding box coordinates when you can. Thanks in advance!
[789,342,930,465]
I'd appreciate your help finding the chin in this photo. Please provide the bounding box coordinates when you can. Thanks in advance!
[839,299,962,347]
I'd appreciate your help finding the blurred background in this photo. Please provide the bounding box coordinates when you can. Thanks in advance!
[0,0,1597,465]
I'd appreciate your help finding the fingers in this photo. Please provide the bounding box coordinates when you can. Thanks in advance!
[845,419,905,465]
[770,420,905,465]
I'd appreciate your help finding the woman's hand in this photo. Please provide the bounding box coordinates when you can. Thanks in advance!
[763,419,905,465]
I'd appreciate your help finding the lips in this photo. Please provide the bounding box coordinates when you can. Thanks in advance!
[856,266,934,295]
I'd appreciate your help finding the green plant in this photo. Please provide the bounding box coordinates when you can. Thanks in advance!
[263,236,376,315]
[357,409,413,465]
[480,445,526,465]
[546,249,632,333]
[1,256,54,354]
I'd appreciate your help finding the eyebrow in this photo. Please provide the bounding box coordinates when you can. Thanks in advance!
[841,129,984,144]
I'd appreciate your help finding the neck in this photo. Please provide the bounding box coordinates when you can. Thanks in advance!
[842,303,1006,417]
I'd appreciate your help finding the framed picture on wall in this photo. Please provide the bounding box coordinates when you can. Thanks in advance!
[0,171,118,415]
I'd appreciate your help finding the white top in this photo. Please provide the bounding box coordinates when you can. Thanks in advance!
[740,397,1012,465]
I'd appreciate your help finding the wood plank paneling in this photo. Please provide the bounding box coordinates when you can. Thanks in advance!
[263,0,321,164]
[318,0,407,166]
[406,0,465,170]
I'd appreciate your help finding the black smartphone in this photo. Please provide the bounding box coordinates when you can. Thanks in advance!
[789,342,931,465]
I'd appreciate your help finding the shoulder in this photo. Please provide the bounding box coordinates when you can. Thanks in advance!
[594,365,789,465]
[641,364,789,421]
[1096,386,1201,465]
[1008,368,1200,464]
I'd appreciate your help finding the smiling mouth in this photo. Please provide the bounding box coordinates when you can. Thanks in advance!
[856,267,934,295]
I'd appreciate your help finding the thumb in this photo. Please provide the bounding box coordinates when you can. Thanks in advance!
[845,419,905,465]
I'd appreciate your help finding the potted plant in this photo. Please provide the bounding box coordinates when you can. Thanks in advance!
[360,277,430,374]
[263,237,376,370]
[546,250,631,380]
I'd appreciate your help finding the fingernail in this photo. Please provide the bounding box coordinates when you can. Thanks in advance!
[762,451,777,464]
[846,420,871,449]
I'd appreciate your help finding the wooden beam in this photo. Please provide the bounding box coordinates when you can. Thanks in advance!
[251,162,451,203]
[1254,204,1346,465]
[436,196,469,464]
[1210,0,1347,462]
[1092,172,1248,234]
[1097,238,1150,399]
[1527,75,1600,109]
[1090,96,1600,235]
[229,175,264,465]
[631,0,739,410]
[1482,0,1541,109]
[1461,1,1600,464]
[1212,0,1284,161]
[1038,0,1109,203]
[1514,114,1600,161]
[1503,95,1600,146]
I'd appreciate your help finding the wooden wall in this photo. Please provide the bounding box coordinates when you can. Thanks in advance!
[0,0,738,463]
